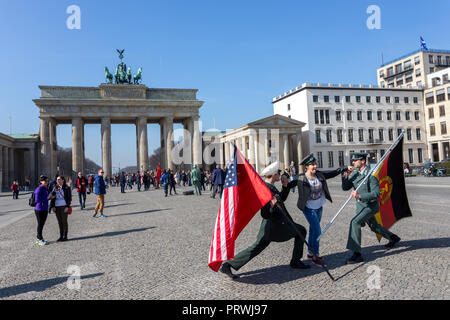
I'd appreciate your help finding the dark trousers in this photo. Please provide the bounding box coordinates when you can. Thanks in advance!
[211,184,224,198]
[137,182,141,191]
[78,191,86,208]
[164,183,169,195]
[120,184,125,193]
[169,183,176,194]
[229,225,306,271]
[13,191,19,199]
[55,206,69,237]
[34,210,48,240]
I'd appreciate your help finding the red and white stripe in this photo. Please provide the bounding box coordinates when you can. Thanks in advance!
[208,186,239,271]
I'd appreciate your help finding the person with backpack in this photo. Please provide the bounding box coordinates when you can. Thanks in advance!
[88,175,94,193]
[33,175,50,246]
[49,175,72,242]
[75,172,87,209]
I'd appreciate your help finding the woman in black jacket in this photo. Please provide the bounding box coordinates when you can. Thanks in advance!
[287,154,349,267]
[49,175,72,242]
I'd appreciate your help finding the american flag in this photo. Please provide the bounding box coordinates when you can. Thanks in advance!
[208,145,273,272]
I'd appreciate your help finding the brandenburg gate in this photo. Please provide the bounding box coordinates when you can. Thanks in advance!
[33,84,204,178]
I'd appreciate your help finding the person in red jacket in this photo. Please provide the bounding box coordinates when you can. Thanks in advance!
[11,180,19,199]
[76,172,87,209]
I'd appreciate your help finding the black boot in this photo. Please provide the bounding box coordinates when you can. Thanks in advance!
[57,232,64,242]
[62,231,68,241]
[219,262,239,280]
[385,234,401,248]
[346,252,363,264]
[290,260,311,269]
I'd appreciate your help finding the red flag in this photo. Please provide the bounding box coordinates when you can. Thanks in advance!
[208,145,273,272]
[156,163,162,182]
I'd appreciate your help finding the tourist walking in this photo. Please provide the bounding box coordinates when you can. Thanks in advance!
[24,178,30,192]
[119,171,126,193]
[11,180,19,199]
[93,169,108,218]
[75,172,87,209]
[169,170,177,195]
[160,170,169,197]
[88,175,94,193]
[33,175,50,246]
[211,165,225,199]
[49,176,72,242]
[289,161,298,193]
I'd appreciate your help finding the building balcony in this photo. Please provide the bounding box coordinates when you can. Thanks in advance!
[434,60,450,68]
[381,65,414,80]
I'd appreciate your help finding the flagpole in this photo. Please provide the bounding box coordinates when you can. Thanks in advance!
[317,130,406,241]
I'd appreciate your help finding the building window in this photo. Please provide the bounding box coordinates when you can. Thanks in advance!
[366,96,371,103]
[439,105,446,117]
[407,128,412,140]
[408,149,414,164]
[320,110,325,124]
[416,68,421,77]
[418,148,423,163]
[377,111,383,121]
[416,128,421,140]
[287,104,291,111]
[395,63,402,74]
[337,129,343,142]
[426,92,434,105]
[379,128,384,141]
[335,96,340,103]
[396,111,401,121]
[356,96,361,103]
[380,149,385,157]
[417,81,422,88]
[376,96,381,103]
[414,56,420,65]
[313,95,319,102]
[395,97,400,104]
[346,96,351,103]
[404,97,409,104]
[414,97,418,104]
[358,129,364,142]
[430,124,436,136]
[428,108,434,119]
[338,151,344,167]
[368,111,373,121]
[314,110,319,124]
[397,128,403,137]
[386,96,391,103]
[357,111,363,121]
[437,90,446,102]
[328,151,334,168]
[336,110,342,121]
[429,55,434,63]
[315,130,321,143]
[317,152,323,168]
[369,129,374,141]
[348,129,354,142]
[387,111,392,120]
[441,122,447,135]
[405,111,410,120]
[388,128,394,141]
[430,67,435,73]
[324,96,329,103]
[325,110,330,124]
[347,110,352,121]
[326,129,332,143]
[387,67,393,77]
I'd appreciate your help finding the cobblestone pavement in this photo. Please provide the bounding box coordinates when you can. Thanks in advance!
[0,177,449,300]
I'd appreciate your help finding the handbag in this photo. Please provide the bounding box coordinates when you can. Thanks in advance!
[68,206,72,215]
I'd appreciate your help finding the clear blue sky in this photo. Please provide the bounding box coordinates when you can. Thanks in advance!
[1,0,449,168]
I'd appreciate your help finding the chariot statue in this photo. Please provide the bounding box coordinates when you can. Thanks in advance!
[104,49,144,85]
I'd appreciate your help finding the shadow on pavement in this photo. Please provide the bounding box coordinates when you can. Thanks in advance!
[69,227,156,242]
[234,237,450,285]
[109,208,170,218]
[83,203,133,210]
[0,273,104,299]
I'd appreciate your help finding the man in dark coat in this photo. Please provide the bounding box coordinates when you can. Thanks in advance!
[210,165,225,199]
[220,162,310,280]
[119,172,126,193]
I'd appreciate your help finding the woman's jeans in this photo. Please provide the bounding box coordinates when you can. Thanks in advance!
[302,207,323,255]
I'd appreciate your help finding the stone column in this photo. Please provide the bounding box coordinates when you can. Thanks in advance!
[136,121,140,172]
[283,134,289,170]
[192,115,201,168]
[264,132,270,166]
[224,141,230,165]
[101,118,112,178]
[49,118,57,176]
[2,147,8,188]
[9,148,15,182]
[39,118,51,177]
[296,131,304,174]
[162,117,174,169]
[438,142,444,162]
[184,118,194,167]
[28,147,36,187]
[248,131,256,168]
[138,118,149,171]
[72,118,83,175]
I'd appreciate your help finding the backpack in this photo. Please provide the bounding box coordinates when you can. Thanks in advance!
[29,191,36,207]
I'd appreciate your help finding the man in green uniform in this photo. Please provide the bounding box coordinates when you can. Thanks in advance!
[342,152,401,264]
[190,165,202,195]
[220,162,310,280]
